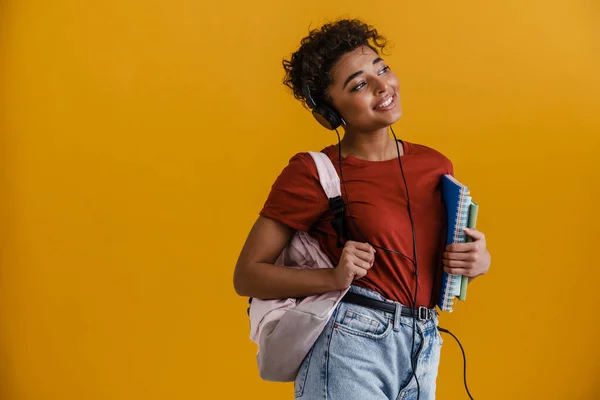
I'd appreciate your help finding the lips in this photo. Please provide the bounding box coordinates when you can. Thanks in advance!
[374,94,396,110]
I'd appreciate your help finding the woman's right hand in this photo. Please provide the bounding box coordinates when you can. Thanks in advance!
[331,241,376,290]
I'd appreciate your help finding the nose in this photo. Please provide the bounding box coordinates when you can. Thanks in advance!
[373,76,388,94]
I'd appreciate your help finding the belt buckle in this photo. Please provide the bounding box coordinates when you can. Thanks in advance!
[418,306,429,321]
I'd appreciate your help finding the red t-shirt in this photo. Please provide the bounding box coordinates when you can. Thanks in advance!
[260,141,453,308]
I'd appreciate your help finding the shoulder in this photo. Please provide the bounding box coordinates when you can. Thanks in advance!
[260,150,331,232]
[269,151,326,197]
[279,152,319,179]
[406,142,454,174]
[282,144,339,176]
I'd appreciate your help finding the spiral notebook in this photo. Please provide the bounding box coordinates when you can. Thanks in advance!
[438,175,479,312]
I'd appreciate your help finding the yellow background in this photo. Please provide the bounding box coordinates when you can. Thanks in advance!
[1,1,599,399]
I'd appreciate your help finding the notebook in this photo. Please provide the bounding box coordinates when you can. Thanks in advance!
[459,201,479,301]
[438,175,479,312]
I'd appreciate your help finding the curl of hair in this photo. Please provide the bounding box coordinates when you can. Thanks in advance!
[282,19,389,108]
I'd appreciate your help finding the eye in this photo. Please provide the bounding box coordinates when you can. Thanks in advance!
[352,81,366,92]
[379,66,391,75]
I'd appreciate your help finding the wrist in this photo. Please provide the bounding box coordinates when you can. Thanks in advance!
[325,269,341,291]
[325,268,348,292]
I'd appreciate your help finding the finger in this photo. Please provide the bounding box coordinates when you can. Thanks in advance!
[442,259,471,269]
[350,256,372,271]
[443,266,465,275]
[446,242,477,253]
[346,241,376,254]
[463,228,485,242]
[443,251,475,262]
[350,248,375,264]
[444,266,479,277]
[353,266,368,279]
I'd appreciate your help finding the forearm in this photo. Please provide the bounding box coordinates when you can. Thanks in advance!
[234,262,341,300]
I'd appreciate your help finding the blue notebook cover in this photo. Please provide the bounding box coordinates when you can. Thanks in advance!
[438,175,473,312]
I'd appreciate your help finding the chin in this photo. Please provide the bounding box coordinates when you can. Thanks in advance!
[351,109,403,131]
[380,109,402,128]
[389,110,402,124]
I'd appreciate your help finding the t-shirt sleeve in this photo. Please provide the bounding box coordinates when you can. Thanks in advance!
[259,153,329,232]
[446,159,454,176]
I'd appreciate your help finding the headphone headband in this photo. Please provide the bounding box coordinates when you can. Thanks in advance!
[302,83,317,110]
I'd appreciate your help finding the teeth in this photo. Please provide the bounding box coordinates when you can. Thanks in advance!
[377,96,393,108]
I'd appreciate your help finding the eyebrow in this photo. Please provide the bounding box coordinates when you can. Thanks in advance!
[342,57,384,89]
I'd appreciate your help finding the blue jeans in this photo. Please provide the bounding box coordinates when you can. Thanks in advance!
[294,285,443,400]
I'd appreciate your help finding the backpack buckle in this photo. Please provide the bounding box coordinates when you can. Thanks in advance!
[328,196,344,217]
[328,196,346,248]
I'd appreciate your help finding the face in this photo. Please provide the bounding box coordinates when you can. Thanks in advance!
[327,45,402,132]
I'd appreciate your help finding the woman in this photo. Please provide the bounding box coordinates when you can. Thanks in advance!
[234,19,491,400]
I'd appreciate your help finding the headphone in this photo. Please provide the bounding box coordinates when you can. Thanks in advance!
[302,83,346,130]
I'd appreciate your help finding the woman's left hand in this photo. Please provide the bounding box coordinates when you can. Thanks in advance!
[442,228,491,279]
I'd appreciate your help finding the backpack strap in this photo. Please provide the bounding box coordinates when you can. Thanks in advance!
[307,152,348,248]
[246,152,348,316]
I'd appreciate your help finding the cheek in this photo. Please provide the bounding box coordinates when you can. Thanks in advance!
[379,70,400,92]
[388,74,401,92]
[340,95,373,120]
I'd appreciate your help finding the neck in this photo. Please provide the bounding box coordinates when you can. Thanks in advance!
[339,126,401,161]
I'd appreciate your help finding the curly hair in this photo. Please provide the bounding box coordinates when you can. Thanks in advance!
[282,19,389,108]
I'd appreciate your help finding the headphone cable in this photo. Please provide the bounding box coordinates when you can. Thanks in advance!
[391,126,421,400]
[335,126,422,399]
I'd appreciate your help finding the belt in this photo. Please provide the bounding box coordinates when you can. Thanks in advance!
[341,292,436,322]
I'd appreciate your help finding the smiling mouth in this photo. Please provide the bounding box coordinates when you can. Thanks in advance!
[374,94,395,110]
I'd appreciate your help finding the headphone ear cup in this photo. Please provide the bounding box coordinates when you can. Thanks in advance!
[313,105,343,130]
[302,82,343,130]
